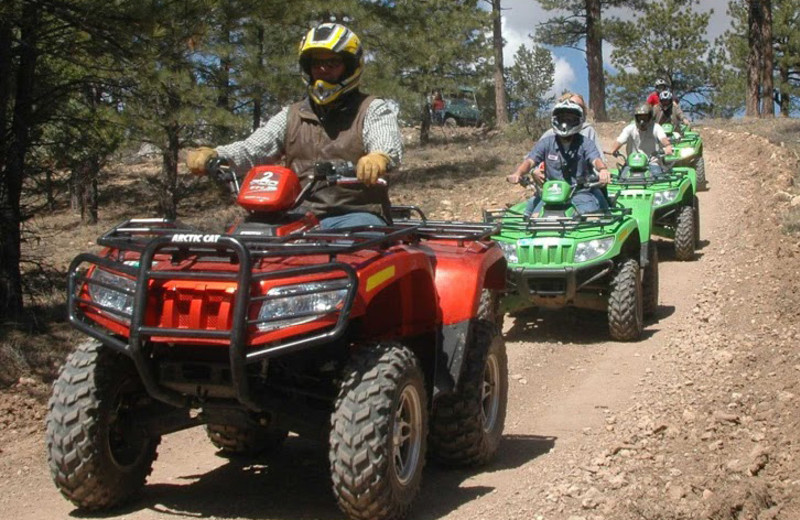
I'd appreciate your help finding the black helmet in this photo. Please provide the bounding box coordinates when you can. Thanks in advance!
[550,100,585,137]
[654,78,669,91]
[634,103,653,131]
[659,90,674,106]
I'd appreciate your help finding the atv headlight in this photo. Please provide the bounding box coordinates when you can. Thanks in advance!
[574,237,614,263]
[88,268,136,321]
[679,148,695,159]
[653,189,680,208]
[257,279,350,332]
[498,241,519,264]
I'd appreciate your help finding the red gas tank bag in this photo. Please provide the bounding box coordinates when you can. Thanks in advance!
[237,165,302,212]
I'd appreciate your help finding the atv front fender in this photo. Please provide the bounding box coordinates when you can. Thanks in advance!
[429,242,506,325]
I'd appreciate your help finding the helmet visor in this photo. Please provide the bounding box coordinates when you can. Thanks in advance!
[556,113,582,128]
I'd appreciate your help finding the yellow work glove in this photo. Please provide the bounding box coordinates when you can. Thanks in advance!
[186,147,218,175]
[356,152,390,186]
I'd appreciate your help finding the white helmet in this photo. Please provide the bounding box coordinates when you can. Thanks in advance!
[551,100,585,137]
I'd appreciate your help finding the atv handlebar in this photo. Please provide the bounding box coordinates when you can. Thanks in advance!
[313,160,387,186]
[204,158,387,198]
[206,156,240,194]
[576,173,604,190]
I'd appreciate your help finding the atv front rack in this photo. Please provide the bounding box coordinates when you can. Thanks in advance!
[611,172,686,188]
[68,218,499,410]
[483,207,630,232]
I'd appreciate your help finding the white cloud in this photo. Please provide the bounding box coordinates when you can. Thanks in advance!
[501,16,528,66]
[551,57,576,96]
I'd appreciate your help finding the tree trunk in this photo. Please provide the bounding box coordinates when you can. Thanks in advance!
[491,0,509,128]
[0,18,12,175]
[1,3,39,321]
[779,64,790,117]
[759,0,774,118]
[745,0,763,117]
[585,0,607,122]
[420,98,431,146]
[252,25,265,131]
[75,158,99,225]
[162,127,179,220]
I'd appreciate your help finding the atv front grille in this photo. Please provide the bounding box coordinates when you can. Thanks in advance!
[161,287,232,331]
[520,243,574,265]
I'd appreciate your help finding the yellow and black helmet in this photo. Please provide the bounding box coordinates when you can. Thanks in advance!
[298,23,363,106]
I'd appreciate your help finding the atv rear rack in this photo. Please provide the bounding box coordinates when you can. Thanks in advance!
[68,218,499,411]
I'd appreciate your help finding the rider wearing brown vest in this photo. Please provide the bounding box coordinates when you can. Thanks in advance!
[186,23,402,229]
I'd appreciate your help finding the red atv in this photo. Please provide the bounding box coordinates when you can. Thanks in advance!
[46,160,508,520]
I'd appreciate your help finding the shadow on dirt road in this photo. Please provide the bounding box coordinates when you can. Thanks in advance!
[64,434,555,520]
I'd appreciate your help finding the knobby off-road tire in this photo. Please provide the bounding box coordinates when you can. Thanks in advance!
[695,156,706,187]
[694,195,701,246]
[429,320,508,467]
[206,423,288,458]
[46,340,160,510]
[642,245,659,318]
[674,204,697,261]
[608,258,643,341]
[477,289,505,332]
[330,343,427,520]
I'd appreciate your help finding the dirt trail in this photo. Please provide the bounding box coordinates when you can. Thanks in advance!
[1,125,797,520]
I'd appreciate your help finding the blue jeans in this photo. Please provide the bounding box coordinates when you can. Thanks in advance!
[525,188,608,217]
[319,212,386,229]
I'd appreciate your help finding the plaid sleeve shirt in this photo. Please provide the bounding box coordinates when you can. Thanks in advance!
[216,98,403,176]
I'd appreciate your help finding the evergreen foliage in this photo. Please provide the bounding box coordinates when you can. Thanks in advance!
[506,42,555,136]
[605,0,713,117]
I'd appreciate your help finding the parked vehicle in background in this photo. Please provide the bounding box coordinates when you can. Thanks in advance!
[440,87,482,127]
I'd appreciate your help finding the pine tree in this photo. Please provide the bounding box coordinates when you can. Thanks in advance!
[0,0,136,320]
[712,0,798,117]
[534,0,643,122]
[605,0,712,118]
[506,42,555,135]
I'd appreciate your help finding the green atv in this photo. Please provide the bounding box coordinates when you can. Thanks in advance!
[485,175,658,341]
[662,123,706,189]
[606,151,700,262]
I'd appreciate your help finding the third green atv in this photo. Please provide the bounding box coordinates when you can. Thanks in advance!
[662,123,706,189]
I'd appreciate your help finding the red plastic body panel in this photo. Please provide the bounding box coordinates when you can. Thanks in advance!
[237,165,301,212]
[420,240,506,325]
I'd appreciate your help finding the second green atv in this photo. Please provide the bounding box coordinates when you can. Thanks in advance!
[662,123,706,189]
[606,151,700,262]
[485,175,658,341]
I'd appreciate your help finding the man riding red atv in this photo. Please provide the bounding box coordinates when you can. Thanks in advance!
[46,157,508,520]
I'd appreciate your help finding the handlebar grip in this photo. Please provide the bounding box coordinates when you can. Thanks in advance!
[336,177,388,186]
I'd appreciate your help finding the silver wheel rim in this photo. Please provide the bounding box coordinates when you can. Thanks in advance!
[393,384,423,485]
[482,352,500,433]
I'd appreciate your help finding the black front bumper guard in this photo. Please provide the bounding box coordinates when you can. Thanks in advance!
[508,259,615,302]
[68,234,358,411]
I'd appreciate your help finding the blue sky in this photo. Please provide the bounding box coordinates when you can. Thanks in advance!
[497,0,733,100]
